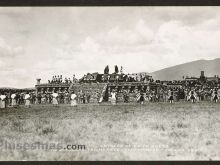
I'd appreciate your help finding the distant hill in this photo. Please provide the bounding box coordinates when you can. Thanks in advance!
[0,87,34,90]
[0,87,18,90]
[150,58,220,81]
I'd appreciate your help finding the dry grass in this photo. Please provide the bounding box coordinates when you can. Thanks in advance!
[0,102,219,160]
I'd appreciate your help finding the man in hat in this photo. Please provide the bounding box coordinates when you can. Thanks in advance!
[57,75,60,83]
[96,91,100,103]
[52,76,55,83]
[151,90,157,102]
[73,74,76,83]
[101,75,105,83]
[37,91,42,104]
[217,88,220,101]
[16,92,21,105]
[85,91,91,104]
[184,88,189,101]
[65,77,68,84]
[41,91,46,104]
[64,89,69,104]
[48,92,53,104]
[159,88,164,102]
[45,88,50,103]
[80,90,86,104]
[139,88,145,104]
[68,78,72,84]
[212,88,219,103]
[59,89,64,104]
[123,89,129,103]
[107,75,111,82]
[54,76,57,83]
[168,89,174,104]
[145,87,151,102]
[30,92,34,104]
[20,92,25,105]
[189,88,197,103]
[60,75,62,83]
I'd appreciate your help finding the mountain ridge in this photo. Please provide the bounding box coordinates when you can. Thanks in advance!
[150,58,220,81]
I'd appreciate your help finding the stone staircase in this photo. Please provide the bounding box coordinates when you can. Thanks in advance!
[68,82,152,103]
[69,83,108,103]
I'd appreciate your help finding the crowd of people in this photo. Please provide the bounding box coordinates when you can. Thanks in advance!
[126,86,220,104]
[1,85,220,109]
[98,73,153,83]
[2,68,220,109]
[0,91,32,109]
[48,75,78,84]
[0,89,93,109]
[79,65,153,83]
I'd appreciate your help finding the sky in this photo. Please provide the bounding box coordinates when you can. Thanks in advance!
[1,7,220,88]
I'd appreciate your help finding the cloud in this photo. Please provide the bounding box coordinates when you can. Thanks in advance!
[1,7,220,88]
[95,19,154,53]
[58,16,220,76]
[80,36,101,52]
[0,37,24,58]
[75,17,220,73]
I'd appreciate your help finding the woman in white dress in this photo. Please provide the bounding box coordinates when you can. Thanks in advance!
[52,91,59,106]
[110,89,117,105]
[70,91,77,107]
[24,92,31,108]
[0,93,6,109]
[11,93,17,107]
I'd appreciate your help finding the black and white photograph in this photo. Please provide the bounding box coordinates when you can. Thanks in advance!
[0,6,220,161]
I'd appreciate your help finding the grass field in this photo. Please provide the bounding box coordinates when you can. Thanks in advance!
[0,102,219,160]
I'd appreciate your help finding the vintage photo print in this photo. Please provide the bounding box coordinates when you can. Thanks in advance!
[0,7,219,161]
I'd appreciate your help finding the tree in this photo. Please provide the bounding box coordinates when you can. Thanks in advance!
[104,65,109,74]
[115,65,119,74]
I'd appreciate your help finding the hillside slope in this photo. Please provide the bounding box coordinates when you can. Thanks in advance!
[150,58,220,80]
